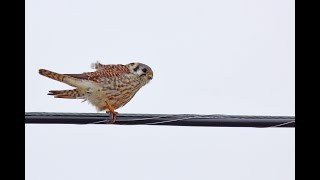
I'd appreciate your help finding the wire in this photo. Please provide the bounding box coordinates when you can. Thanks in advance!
[263,120,296,128]
[25,112,295,128]
[141,115,206,125]
[86,115,175,124]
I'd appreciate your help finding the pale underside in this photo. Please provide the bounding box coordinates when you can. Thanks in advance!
[78,73,143,111]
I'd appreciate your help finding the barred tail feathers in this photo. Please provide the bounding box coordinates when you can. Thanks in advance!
[48,89,85,99]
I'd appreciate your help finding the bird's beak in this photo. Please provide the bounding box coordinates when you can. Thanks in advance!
[147,72,153,80]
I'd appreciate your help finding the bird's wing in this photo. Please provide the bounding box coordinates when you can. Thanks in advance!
[64,64,130,82]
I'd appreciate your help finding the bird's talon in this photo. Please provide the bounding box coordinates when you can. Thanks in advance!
[105,110,118,124]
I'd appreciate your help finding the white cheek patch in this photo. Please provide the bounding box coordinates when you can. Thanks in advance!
[136,69,144,76]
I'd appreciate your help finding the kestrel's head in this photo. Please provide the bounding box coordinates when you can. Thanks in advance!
[127,62,153,82]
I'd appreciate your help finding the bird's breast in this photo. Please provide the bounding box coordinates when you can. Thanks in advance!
[90,74,143,110]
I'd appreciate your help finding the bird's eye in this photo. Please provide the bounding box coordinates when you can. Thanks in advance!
[142,68,147,73]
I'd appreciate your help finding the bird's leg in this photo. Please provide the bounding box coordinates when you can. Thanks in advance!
[105,100,118,124]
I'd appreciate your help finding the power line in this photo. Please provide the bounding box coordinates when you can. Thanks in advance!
[25,112,295,128]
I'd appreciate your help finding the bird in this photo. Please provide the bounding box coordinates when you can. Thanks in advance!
[38,61,153,123]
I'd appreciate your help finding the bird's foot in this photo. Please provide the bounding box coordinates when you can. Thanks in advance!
[105,111,118,124]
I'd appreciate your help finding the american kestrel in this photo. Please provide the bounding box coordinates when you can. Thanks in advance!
[39,62,153,123]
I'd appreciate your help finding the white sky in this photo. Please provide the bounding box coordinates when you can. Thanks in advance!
[25,0,295,179]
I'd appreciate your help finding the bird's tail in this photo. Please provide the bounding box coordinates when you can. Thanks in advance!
[48,89,85,99]
[39,69,84,87]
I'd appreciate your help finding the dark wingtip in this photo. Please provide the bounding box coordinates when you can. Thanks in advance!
[39,69,47,76]
[47,90,56,95]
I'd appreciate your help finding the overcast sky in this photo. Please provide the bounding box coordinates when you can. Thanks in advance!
[25,0,295,179]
